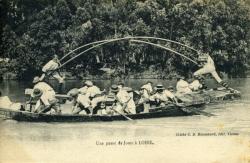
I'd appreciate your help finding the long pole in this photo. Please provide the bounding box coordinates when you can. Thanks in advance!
[60,36,199,62]
[60,37,132,61]
[60,38,199,69]
[130,39,199,65]
[59,37,131,68]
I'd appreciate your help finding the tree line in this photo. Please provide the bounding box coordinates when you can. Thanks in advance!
[0,0,250,79]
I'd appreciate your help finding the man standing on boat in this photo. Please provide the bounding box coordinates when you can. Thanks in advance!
[32,77,60,114]
[194,53,229,89]
[39,55,65,91]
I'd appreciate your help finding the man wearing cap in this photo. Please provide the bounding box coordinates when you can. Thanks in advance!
[194,53,229,88]
[39,55,64,84]
[32,76,60,113]
[176,76,192,94]
[150,84,179,106]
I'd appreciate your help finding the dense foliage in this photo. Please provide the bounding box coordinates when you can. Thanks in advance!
[0,0,250,79]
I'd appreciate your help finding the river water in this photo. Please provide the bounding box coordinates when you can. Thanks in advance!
[0,78,250,163]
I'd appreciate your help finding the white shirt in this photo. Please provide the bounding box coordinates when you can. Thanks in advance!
[42,60,59,72]
[189,80,202,91]
[176,79,192,94]
[0,96,12,109]
[141,83,153,94]
[78,86,88,94]
[86,86,101,98]
[33,82,54,94]
[150,90,175,102]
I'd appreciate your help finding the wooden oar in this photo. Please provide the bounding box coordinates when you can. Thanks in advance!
[109,102,134,121]
[110,107,134,121]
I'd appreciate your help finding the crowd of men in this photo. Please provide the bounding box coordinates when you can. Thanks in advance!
[0,52,233,114]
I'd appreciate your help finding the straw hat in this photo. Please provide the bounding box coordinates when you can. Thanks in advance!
[32,88,43,97]
[156,84,164,90]
[110,85,119,93]
[84,80,93,87]
[33,76,40,83]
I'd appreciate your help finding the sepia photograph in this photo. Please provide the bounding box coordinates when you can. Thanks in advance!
[0,0,250,162]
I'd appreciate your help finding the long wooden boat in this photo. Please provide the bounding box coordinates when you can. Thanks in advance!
[0,103,204,122]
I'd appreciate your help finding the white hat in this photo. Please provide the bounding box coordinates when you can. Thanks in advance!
[84,80,93,86]
[33,76,40,83]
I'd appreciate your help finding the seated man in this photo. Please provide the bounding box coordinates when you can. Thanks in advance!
[150,84,180,107]
[189,76,203,91]
[141,81,153,95]
[194,53,229,89]
[176,76,192,95]
[108,85,136,114]
[67,88,91,115]
[32,77,60,114]
[71,80,102,115]
[0,91,23,110]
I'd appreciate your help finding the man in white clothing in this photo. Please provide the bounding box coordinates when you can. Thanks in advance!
[39,55,64,84]
[176,76,192,94]
[141,81,153,95]
[150,84,180,106]
[194,53,229,88]
[189,77,203,91]
[72,80,102,114]
[32,76,60,114]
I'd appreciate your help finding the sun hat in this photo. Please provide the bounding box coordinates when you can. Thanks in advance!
[156,84,164,90]
[32,88,43,97]
[84,80,93,87]
[110,85,119,93]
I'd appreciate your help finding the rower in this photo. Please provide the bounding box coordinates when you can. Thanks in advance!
[194,53,229,89]
[141,81,153,95]
[189,76,203,91]
[32,88,60,114]
[39,55,65,92]
[71,80,102,115]
[150,84,180,107]
[176,75,192,94]
[67,88,91,115]
[0,91,23,110]
[110,84,136,114]
[32,76,60,114]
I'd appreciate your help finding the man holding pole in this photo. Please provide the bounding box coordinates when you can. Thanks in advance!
[39,55,65,84]
[194,53,229,89]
